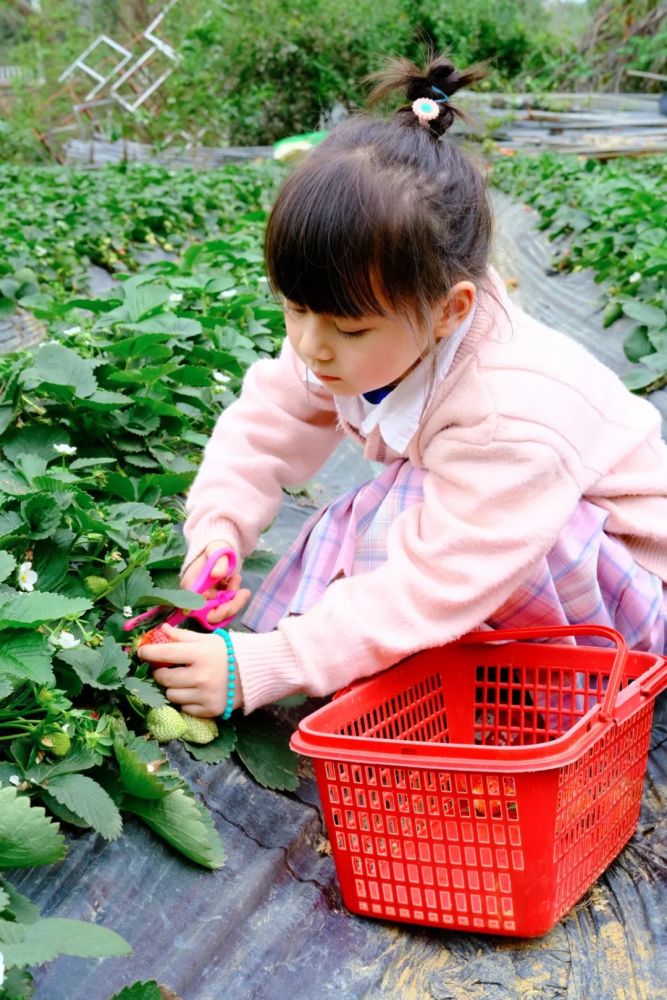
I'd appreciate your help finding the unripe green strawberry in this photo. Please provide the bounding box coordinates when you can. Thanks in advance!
[146,705,188,742]
[84,575,108,597]
[181,714,218,745]
[42,731,71,757]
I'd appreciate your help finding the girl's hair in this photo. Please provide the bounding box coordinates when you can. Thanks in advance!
[264,52,493,343]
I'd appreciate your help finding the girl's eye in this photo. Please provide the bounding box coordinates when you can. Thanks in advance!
[336,327,369,339]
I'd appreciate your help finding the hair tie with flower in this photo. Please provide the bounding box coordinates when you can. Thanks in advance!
[411,86,449,126]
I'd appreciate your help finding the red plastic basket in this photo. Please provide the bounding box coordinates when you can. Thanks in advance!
[290,625,667,937]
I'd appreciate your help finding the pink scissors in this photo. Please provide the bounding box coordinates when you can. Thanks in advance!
[122,546,239,633]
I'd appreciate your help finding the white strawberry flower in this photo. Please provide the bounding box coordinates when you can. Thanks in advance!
[18,561,38,592]
[219,288,238,299]
[169,292,183,304]
[123,605,133,618]
[52,630,80,649]
[213,371,231,384]
[628,272,641,284]
[8,775,21,787]
[53,443,77,456]
[63,325,81,336]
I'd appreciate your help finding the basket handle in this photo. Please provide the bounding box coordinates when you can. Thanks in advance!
[455,624,628,722]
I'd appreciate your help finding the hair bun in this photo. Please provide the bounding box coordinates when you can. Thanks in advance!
[366,52,487,137]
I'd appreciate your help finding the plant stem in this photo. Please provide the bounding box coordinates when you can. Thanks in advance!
[93,548,151,600]
[19,394,47,416]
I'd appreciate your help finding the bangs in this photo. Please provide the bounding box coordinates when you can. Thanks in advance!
[264,154,421,319]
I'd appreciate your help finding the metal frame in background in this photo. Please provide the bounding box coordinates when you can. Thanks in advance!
[55,0,181,118]
[57,35,133,102]
[110,1,180,113]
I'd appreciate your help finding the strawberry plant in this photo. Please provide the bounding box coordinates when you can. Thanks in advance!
[0,177,300,927]
[0,787,132,997]
[0,162,284,321]
[491,152,667,392]
[0,162,306,999]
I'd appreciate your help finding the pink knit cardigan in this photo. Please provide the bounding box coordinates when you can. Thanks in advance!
[184,269,667,712]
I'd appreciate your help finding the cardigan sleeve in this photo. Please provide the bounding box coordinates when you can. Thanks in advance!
[232,431,584,711]
[183,338,343,568]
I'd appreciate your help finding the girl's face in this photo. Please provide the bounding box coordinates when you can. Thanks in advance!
[284,302,432,397]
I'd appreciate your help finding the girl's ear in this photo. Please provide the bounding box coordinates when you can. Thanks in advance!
[433,281,476,340]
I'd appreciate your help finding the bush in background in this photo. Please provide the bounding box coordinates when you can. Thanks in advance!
[159,0,414,145]
[1,0,664,153]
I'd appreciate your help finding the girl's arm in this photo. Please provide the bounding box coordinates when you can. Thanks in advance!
[183,338,342,569]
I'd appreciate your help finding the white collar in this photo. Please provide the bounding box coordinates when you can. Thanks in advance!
[305,302,476,453]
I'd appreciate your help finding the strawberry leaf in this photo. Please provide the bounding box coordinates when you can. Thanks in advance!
[622,301,665,328]
[185,723,238,763]
[0,879,40,925]
[0,917,131,968]
[0,786,66,869]
[42,774,123,841]
[123,788,226,869]
[0,630,54,686]
[0,550,16,584]
[109,983,163,1000]
[56,635,130,689]
[21,343,99,400]
[0,591,91,630]
[122,676,169,709]
[24,747,101,783]
[234,712,299,791]
[114,733,180,800]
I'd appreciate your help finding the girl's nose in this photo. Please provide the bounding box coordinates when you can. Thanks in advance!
[299,315,334,363]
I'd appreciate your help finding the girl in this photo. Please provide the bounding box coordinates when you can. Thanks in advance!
[139,55,667,720]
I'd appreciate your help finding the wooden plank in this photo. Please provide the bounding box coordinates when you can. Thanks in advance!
[627,69,667,83]
[522,111,667,128]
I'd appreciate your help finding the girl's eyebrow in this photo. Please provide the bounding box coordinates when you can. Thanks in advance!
[333,313,380,326]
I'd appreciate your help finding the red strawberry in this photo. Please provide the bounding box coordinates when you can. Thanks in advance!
[135,624,173,669]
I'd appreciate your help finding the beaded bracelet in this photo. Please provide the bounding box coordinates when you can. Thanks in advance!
[214,627,237,720]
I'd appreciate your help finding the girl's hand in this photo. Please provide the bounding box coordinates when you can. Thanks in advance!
[181,539,251,625]
[138,623,243,717]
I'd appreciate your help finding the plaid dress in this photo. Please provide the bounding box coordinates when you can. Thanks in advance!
[242,458,667,656]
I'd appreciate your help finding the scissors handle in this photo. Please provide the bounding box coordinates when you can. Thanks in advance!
[122,546,240,633]
[168,546,239,632]
[191,546,238,593]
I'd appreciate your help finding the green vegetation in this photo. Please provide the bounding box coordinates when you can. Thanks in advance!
[0,161,284,312]
[491,152,667,391]
[1,1,664,154]
[0,865,131,996]
[0,162,299,997]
